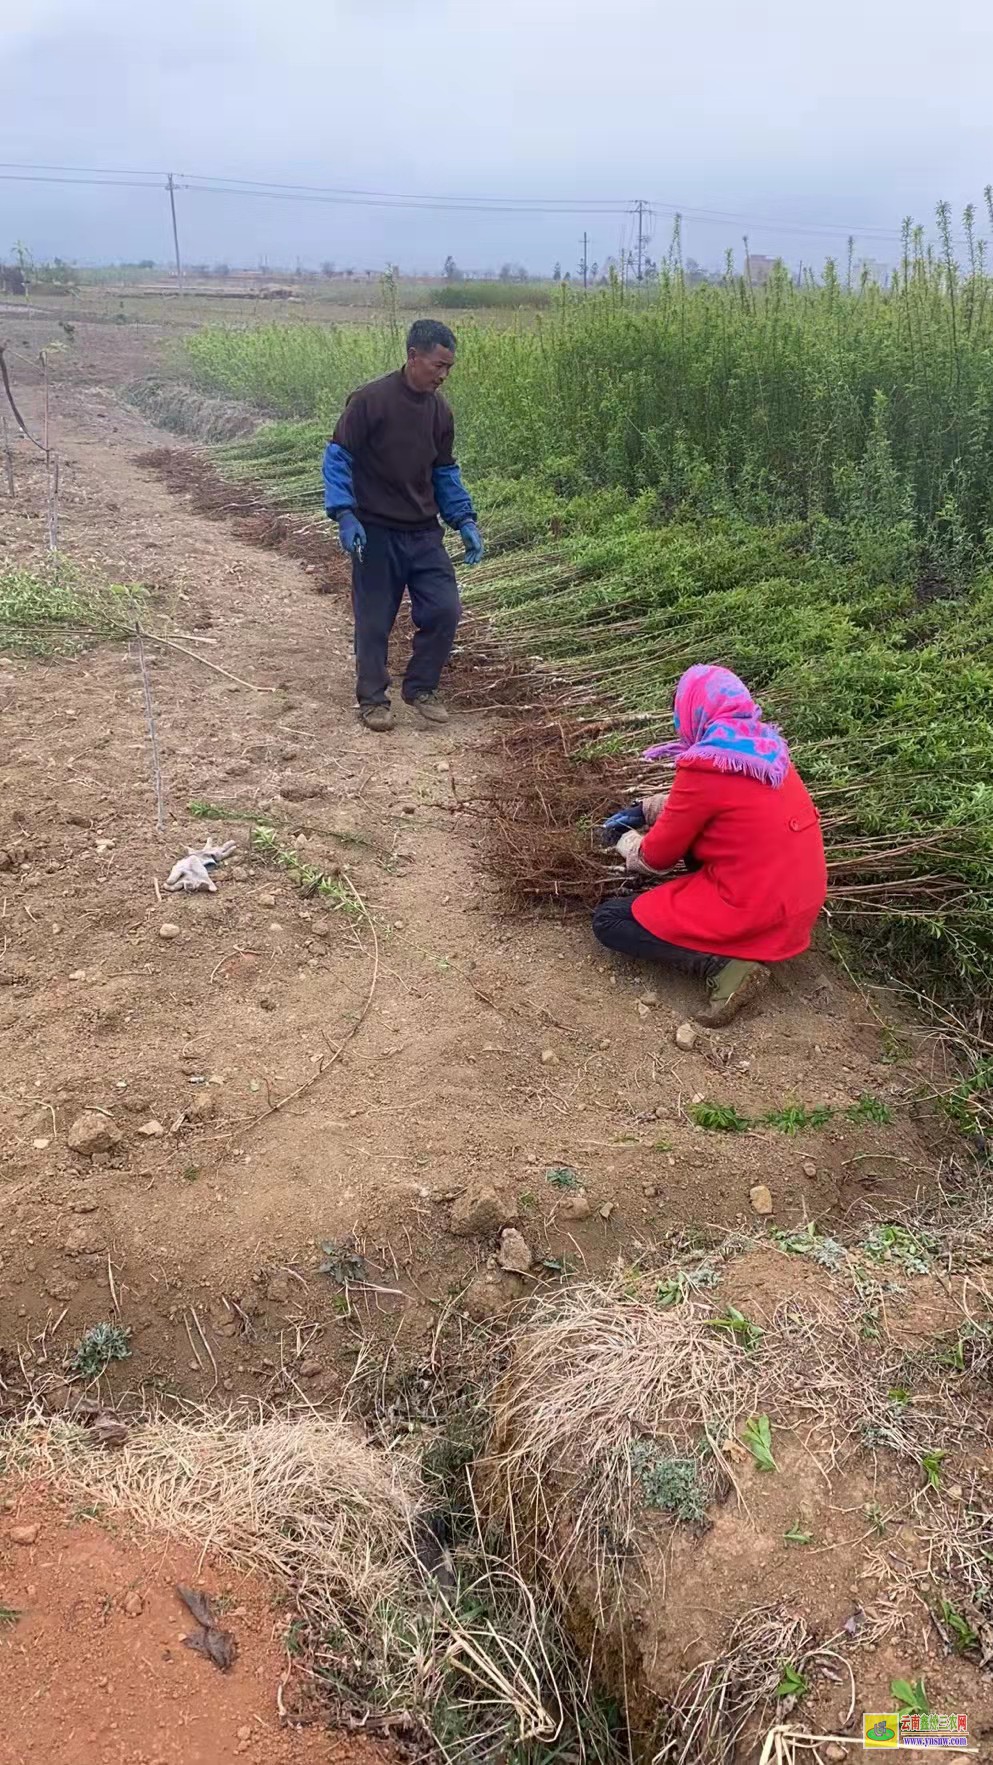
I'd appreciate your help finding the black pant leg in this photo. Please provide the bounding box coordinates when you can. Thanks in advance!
[402,527,462,700]
[351,525,406,706]
[592,896,723,979]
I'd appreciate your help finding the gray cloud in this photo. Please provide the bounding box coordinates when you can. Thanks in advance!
[1,0,990,272]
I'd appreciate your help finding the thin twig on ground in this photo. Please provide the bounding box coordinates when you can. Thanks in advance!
[242,873,379,1134]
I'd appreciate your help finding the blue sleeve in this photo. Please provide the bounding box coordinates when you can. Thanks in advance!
[432,463,476,530]
[322,441,355,516]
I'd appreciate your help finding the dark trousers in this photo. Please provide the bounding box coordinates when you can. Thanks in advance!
[592,896,724,980]
[351,522,461,707]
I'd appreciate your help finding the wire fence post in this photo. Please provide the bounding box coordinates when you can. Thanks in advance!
[134,620,167,835]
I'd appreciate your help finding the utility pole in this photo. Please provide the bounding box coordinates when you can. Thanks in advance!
[581,231,588,291]
[166,173,184,295]
[635,199,645,282]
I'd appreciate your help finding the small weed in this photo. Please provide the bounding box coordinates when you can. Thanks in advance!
[770,1222,846,1269]
[285,1616,308,1657]
[865,1501,887,1535]
[775,1662,809,1700]
[784,1522,812,1545]
[541,1256,572,1277]
[545,1165,580,1191]
[69,1322,131,1380]
[182,1165,201,1183]
[0,1604,19,1629]
[939,1599,979,1653]
[892,1677,930,1716]
[187,799,252,822]
[655,1266,720,1308]
[708,1306,764,1351]
[887,1386,912,1408]
[921,1449,946,1491]
[652,1135,672,1153]
[690,1101,751,1133]
[630,1445,707,1524]
[742,1413,776,1471]
[863,1222,933,1275]
[518,1190,537,1210]
[319,1238,365,1286]
[846,1093,894,1125]
[764,1103,833,1136]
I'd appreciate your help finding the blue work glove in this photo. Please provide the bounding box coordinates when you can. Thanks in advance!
[599,803,647,849]
[460,520,484,566]
[337,511,366,557]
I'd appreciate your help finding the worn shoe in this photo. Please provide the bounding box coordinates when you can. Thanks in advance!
[406,691,450,726]
[695,959,771,1028]
[359,702,396,733]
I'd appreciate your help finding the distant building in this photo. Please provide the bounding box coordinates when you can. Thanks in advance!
[744,254,777,286]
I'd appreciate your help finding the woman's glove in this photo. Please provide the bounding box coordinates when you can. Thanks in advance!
[616,828,659,876]
[641,792,667,828]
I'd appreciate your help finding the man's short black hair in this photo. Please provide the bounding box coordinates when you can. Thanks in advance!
[407,318,456,355]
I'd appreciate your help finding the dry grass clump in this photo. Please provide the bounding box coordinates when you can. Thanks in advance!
[11,1410,418,1639]
[485,1286,759,1619]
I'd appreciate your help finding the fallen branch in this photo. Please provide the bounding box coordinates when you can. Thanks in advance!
[242,873,379,1134]
[127,626,275,693]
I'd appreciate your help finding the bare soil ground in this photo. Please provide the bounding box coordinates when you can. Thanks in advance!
[0,315,955,1414]
[0,1478,394,1765]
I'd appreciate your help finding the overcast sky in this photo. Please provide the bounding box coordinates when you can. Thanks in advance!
[2,0,991,274]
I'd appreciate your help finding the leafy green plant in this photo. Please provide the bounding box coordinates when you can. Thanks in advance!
[251,825,360,914]
[690,1101,751,1134]
[784,1522,812,1544]
[708,1306,764,1351]
[0,562,142,655]
[630,1445,707,1524]
[545,1165,580,1191]
[892,1677,930,1716]
[69,1322,131,1380]
[770,1222,846,1270]
[742,1414,777,1471]
[655,1266,720,1307]
[939,1599,979,1653]
[863,1222,934,1275]
[846,1093,894,1125]
[319,1238,365,1285]
[921,1449,946,1491]
[764,1104,833,1136]
[187,799,254,822]
[775,1662,809,1700]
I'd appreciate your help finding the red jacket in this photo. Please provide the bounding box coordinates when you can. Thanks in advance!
[632,761,827,961]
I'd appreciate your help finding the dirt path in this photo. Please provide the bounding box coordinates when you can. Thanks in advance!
[0,321,949,1405]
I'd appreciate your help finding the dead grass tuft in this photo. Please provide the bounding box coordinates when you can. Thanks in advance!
[11,1410,418,1635]
[484,1285,757,1619]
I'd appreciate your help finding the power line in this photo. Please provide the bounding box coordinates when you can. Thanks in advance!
[0,158,967,249]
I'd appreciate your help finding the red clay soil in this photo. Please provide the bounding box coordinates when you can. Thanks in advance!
[0,1482,393,1765]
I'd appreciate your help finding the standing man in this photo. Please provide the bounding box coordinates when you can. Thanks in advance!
[322,319,484,732]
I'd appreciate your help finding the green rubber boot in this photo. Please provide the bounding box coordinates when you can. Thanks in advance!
[695,959,771,1028]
